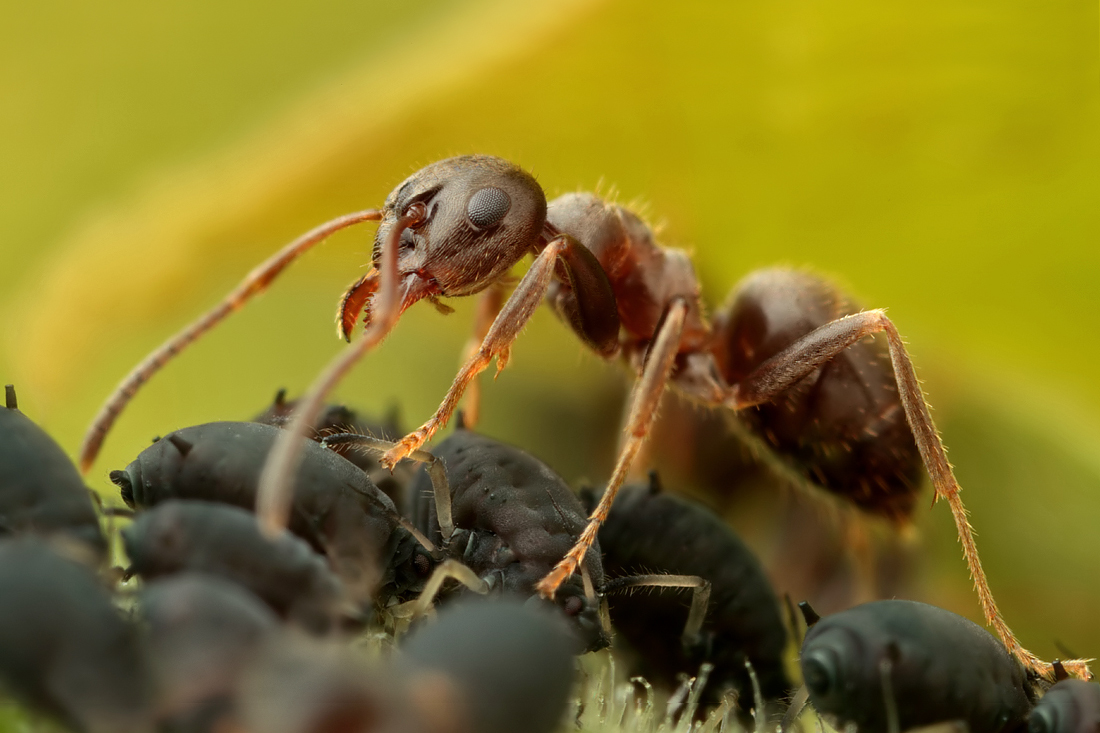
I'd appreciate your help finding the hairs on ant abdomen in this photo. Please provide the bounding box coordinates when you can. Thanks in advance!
[79,155,1086,679]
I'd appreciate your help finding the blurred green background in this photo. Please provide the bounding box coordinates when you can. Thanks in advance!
[1,0,1098,667]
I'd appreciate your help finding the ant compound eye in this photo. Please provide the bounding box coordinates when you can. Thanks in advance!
[466,187,511,229]
[413,552,432,576]
[563,596,584,616]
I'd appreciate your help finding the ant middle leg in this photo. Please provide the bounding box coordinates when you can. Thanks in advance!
[537,298,688,598]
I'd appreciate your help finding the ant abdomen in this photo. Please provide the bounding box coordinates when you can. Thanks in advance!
[711,268,922,521]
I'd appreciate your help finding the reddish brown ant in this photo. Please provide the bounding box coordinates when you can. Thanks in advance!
[79,155,1085,679]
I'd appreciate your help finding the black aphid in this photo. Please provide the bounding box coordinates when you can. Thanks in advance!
[0,384,105,556]
[0,537,151,732]
[400,597,576,733]
[595,476,790,714]
[141,573,278,732]
[1029,678,1100,733]
[800,599,1034,733]
[109,421,435,605]
[124,500,347,632]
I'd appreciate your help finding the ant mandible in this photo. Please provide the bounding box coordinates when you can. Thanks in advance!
[78,155,1084,681]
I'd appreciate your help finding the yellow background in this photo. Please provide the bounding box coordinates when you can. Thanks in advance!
[2,0,1099,667]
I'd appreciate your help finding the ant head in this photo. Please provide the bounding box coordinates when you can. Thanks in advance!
[339,156,547,338]
[376,155,547,295]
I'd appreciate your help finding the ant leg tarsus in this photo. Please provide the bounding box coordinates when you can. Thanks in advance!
[78,209,382,475]
[380,236,574,469]
[256,210,420,536]
[458,285,506,430]
[726,308,1091,681]
[537,299,688,598]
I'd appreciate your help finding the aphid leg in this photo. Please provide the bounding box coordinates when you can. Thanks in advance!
[78,209,382,474]
[726,309,1092,680]
[256,210,421,535]
[322,432,454,542]
[380,236,573,469]
[537,299,687,598]
[457,285,506,429]
[604,573,712,647]
[879,657,900,733]
[409,559,489,618]
[781,686,810,733]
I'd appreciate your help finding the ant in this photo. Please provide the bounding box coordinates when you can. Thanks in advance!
[78,154,1083,680]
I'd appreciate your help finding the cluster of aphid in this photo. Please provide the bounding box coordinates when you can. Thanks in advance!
[3,155,1099,733]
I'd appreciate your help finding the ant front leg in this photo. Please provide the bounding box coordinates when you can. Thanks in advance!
[726,308,1088,680]
[538,298,688,598]
[381,235,586,469]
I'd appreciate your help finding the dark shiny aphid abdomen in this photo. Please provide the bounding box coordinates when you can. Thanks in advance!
[407,428,608,651]
[711,269,922,521]
[598,482,789,711]
[110,421,432,603]
[123,500,346,632]
[141,573,278,732]
[1029,680,1100,733]
[801,599,1032,733]
[0,537,151,732]
[0,386,105,556]
[401,598,576,733]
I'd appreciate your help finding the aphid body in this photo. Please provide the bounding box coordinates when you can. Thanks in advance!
[0,537,152,732]
[801,599,1033,733]
[1029,679,1100,733]
[406,427,609,651]
[124,500,347,632]
[110,421,434,605]
[595,479,790,711]
[0,385,105,556]
[141,573,278,731]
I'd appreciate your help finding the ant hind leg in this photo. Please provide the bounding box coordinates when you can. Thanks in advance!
[727,308,1090,680]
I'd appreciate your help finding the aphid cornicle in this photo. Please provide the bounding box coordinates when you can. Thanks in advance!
[0,385,105,556]
[1029,679,1100,733]
[592,475,789,715]
[0,537,152,733]
[80,155,1085,678]
[123,500,348,632]
[109,421,436,605]
[799,599,1034,733]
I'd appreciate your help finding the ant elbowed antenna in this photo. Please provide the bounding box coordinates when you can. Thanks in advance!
[79,154,1088,681]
